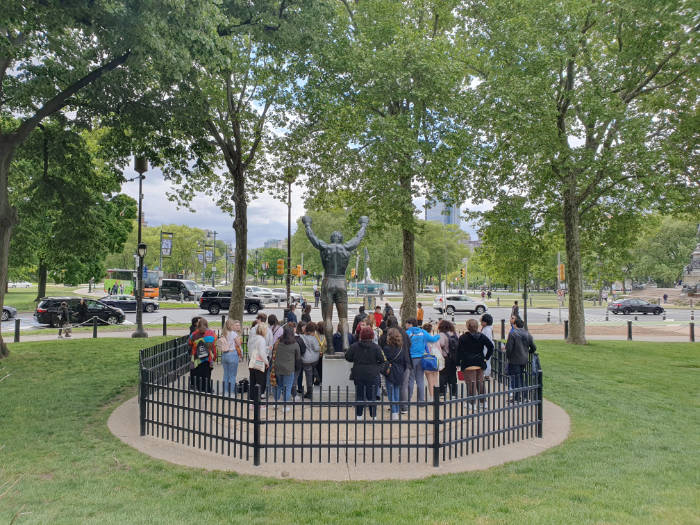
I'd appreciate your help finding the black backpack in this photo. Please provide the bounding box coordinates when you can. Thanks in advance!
[295,335,307,355]
[447,333,459,359]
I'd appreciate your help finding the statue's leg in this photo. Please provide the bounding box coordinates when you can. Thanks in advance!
[321,285,334,353]
[336,284,349,352]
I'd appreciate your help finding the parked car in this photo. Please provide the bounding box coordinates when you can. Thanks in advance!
[433,295,487,315]
[9,281,32,288]
[99,295,159,313]
[34,297,126,326]
[199,290,264,315]
[2,305,17,321]
[608,298,664,315]
[159,279,201,301]
[200,285,217,292]
[245,286,274,303]
[270,288,302,303]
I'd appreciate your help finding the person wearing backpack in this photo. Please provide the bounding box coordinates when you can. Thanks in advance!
[188,318,218,393]
[345,326,386,420]
[291,322,307,400]
[457,319,494,411]
[438,320,459,398]
[381,328,410,419]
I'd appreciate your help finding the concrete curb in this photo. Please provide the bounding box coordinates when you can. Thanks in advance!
[107,396,570,481]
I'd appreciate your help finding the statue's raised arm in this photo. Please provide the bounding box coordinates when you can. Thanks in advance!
[301,215,327,250]
[344,216,369,251]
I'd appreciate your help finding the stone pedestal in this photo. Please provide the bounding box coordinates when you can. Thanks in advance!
[321,353,354,399]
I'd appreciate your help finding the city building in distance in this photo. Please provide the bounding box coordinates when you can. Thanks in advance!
[263,239,287,250]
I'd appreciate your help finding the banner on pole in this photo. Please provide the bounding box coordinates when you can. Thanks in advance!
[205,248,213,263]
[197,252,204,263]
[161,232,173,257]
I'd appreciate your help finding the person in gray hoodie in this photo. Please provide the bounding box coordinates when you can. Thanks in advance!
[504,317,537,402]
[300,322,321,399]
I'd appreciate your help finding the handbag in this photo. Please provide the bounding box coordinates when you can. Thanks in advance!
[421,351,439,372]
[379,348,391,377]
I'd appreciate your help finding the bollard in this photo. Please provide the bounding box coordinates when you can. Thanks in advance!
[497,297,500,306]
[663,312,666,321]
[14,318,20,343]
[222,315,226,329]
[529,296,533,307]
[93,317,98,338]
[501,319,506,340]
[627,320,632,341]
[691,322,695,343]
[564,320,569,340]
[162,315,167,336]
[605,311,609,321]
[451,315,455,323]
[547,311,551,323]
[634,315,638,321]
[691,310,695,321]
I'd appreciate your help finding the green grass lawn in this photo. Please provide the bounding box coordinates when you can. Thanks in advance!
[1,339,698,524]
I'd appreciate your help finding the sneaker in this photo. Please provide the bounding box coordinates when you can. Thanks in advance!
[356,415,363,421]
[303,393,312,400]
[391,413,399,421]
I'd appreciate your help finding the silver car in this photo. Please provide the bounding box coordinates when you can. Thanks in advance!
[433,295,487,315]
[245,286,274,303]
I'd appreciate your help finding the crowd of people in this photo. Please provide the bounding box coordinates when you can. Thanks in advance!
[186,300,537,417]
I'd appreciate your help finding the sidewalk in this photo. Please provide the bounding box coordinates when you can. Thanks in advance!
[108,396,570,481]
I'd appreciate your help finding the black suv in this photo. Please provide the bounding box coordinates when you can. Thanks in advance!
[199,291,263,315]
[35,297,126,326]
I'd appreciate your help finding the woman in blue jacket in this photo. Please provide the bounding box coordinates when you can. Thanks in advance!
[404,318,440,402]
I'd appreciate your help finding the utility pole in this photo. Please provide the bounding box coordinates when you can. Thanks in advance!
[557,251,562,324]
[210,230,218,287]
[286,180,292,309]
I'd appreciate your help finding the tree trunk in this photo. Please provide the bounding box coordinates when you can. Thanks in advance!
[523,278,528,330]
[0,141,19,358]
[399,227,416,324]
[563,189,587,344]
[36,260,48,302]
[228,167,247,322]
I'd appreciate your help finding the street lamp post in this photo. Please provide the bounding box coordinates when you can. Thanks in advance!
[132,156,148,338]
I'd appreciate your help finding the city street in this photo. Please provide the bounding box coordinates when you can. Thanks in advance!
[2,301,696,333]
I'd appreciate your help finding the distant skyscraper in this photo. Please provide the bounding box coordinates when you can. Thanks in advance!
[263,239,287,250]
[425,201,460,226]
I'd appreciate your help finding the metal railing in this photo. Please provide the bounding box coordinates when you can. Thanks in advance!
[138,338,543,467]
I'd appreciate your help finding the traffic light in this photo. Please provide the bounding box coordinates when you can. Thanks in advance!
[460,268,465,278]
[276,259,284,275]
[302,269,308,276]
[296,265,302,277]
[291,267,298,276]
[350,268,356,279]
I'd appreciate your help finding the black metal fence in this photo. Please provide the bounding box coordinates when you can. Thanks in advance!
[138,338,542,467]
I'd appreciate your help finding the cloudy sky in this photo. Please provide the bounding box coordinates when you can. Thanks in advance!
[120,164,479,248]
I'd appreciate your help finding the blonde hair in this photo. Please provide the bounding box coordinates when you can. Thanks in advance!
[466,319,479,334]
[196,318,209,331]
[223,319,240,338]
[366,314,375,328]
[256,322,268,338]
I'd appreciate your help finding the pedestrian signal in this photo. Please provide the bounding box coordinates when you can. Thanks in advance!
[276,259,284,275]
[302,269,308,276]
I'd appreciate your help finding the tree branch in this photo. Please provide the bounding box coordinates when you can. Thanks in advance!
[243,96,273,168]
[621,43,681,103]
[13,50,131,144]
[340,0,355,24]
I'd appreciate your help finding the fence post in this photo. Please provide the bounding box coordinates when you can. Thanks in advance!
[432,386,440,468]
[500,319,505,340]
[691,322,695,343]
[139,367,148,436]
[564,320,569,340]
[537,370,543,438]
[92,317,98,338]
[14,318,20,343]
[253,385,261,466]
[162,315,167,336]
[627,320,632,341]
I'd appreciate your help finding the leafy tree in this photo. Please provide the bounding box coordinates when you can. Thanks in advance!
[0,1,211,355]
[292,0,470,322]
[475,195,546,327]
[461,0,698,343]
[628,216,697,287]
[8,121,135,299]
[126,1,331,321]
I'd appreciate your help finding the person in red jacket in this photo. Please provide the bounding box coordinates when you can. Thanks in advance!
[188,318,217,393]
[373,305,383,328]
